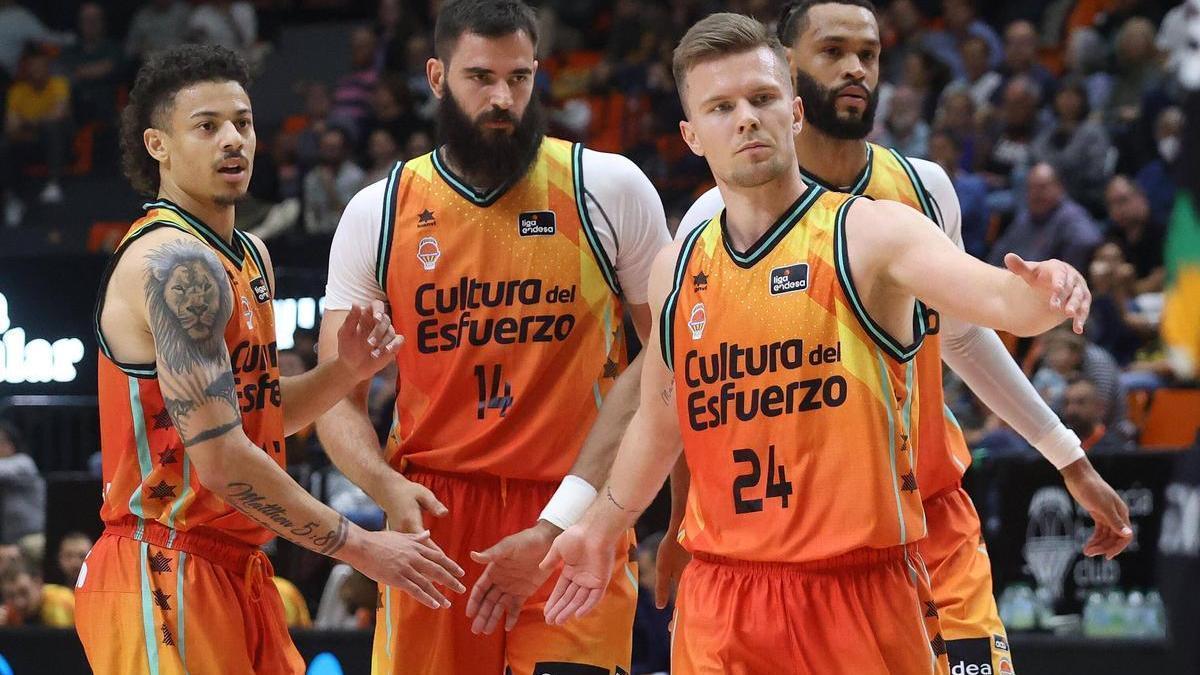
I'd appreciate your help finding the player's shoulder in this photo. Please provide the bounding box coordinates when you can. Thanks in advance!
[578,146,652,187]
[903,156,954,197]
[347,174,392,211]
[675,186,724,242]
[109,226,228,300]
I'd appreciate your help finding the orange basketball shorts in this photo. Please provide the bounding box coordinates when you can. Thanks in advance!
[372,467,637,675]
[919,487,1014,674]
[75,517,304,675]
[671,546,950,675]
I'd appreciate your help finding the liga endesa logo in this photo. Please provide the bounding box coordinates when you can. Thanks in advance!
[769,262,809,295]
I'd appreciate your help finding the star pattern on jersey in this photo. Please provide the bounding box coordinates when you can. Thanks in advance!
[376,591,384,610]
[153,589,172,611]
[149,552,172,573]
[158,447,178,466]
[899,433,910,452]
[924,601,939,618]
[161,623,175,646]
[692,271,709,291]
[899,471,918,493]
[152,408,173,430]
[417,209,436,226]
[930,633,947,656]
[148,481,177,501]
[603,358,619,379]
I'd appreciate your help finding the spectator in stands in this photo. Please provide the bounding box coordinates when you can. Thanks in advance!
[901,49,952,123]
[271,575,312,628]
[979,76,1043,213]
[1104,175,1167,295]
[55,532,91,588]
[0,561,74,627]
[929,130,990,258]
[934,89,980,170]
[294,82,333,170]
[995,20,1056,104]
[0,422,45,545]
[875,85,930,158]
[399,34,435,121]
[0,0,53,80]
[61,3,122,126]
[1032,80,1113,214]
[1032,325,1124,425]
[359,77,421,159]
[0,546,19,579]
[125,0,192,66]
[632,531,671,675]
[330,26,380,139]
[1087,242,1157,366]
[1063,28,1114,112]
[303,126,364,235]
[880,0,931,84]
[1136,105,1183,225]
[374,0,423,73]
[364,128,401,184]
[405,128,433,160]
[946,35,1001,110]
[1063,378,1133,453]
[5,47,71,205]
[1106,17,1166,127]
[989,163,1103,272]
[924,0,1003,78]
[188,0,258,62]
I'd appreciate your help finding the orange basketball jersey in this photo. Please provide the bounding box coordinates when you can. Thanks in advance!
[377,139,626,481]
[94,200,284,547]
[664,187,928,562]
[801,143,972,499]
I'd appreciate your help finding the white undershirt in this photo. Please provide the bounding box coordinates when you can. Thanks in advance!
[675,156,1085,470]
[326,147,670,310]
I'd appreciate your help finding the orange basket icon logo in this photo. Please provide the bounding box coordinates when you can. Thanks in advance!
[417,236,441,271]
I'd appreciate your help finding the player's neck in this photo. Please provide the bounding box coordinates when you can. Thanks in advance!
[157,184,236,243]
[718,168,810,253]
[795,128,868,189]
[439,146,500,193]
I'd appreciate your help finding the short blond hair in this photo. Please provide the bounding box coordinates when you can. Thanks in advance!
[672,13,789,111]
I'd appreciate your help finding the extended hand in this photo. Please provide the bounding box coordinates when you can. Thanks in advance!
[1004,254,1092,334]
[1061,458,1133,559]
[336,301,403,381]
[466,521,560,634]
[538,523,616,625]
[381,476,450,534]
[348,529,466,610]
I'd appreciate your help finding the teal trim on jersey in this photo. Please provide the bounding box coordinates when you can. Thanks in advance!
[720,186,824,269]
[833,196,926,363]
[139,542,162,675]
[384,585,394,657]
[660,222,707,371]
[375,160,404,294]
[141,199,244,268]
[431,148,513,206]
[878,353,907,547]
[903,361,915,474]
[166,453,191,541]
[624,563,637,591]
[885,147,937,227]
[177,551,189,673]
[943,403,963,431]
[572,143,622,296]
[799,143,873,194]
[127,376,153,525]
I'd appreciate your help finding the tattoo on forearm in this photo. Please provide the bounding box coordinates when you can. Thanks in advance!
[660,381,675,407]
[225,481,350,555]
[606,486,627,511]
[145,239,242,445]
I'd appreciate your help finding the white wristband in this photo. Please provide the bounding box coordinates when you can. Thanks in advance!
[539,475,597,530]
[1032,424,1087,470]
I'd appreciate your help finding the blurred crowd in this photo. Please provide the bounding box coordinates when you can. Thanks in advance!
[0,2,1196,671]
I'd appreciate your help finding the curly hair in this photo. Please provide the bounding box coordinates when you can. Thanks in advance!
[120,44,250,196]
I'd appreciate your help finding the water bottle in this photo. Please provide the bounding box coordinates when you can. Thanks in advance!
[1146,591,1167,639]
[997,586,1015,627]
[1105,590,1127,638]
[1009,585,1037,631]
[1083,592,1105,638]
[1124,591,1145,637]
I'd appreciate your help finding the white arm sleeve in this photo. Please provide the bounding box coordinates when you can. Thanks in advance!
[580,148,670,305]
[324,178,389,310]
[912,159,1086,469]
[675,186,726,242]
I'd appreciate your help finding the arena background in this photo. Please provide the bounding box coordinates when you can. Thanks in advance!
[0,0,1198,673]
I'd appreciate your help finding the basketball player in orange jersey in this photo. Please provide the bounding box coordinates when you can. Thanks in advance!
[658,3,1133,672]
[314,1,670,672]
[541,13,1095,673]
[75,44,465,674]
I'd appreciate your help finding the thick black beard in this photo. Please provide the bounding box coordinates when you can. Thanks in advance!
[793,69,878,140]
[436,85,546,190]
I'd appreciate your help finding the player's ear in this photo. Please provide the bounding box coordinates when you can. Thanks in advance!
[679,120,704,157]
[144,128,168,163]
[792,96,804,135]
[427,58,445,99]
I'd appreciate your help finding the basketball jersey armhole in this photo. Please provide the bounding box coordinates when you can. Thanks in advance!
[375,160,405,296]
[660,222,707,371]
[833,196,928,364]
[886,148,941,231]
[236,230,271,295]
[93,220,194,378]
[571,143,623,297]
